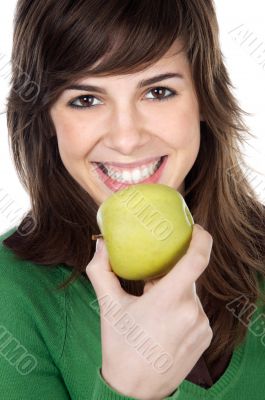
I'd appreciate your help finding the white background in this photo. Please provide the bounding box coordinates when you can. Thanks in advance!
[0,1,264,235]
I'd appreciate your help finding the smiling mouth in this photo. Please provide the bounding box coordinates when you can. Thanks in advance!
[92,155,168,186]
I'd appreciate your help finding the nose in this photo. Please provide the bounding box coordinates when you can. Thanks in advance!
[103,104,149,155]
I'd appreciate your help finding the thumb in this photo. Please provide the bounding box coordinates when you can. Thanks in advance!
[86,238,125,300]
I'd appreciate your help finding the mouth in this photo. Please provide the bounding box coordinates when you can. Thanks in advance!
[91,155,168,191]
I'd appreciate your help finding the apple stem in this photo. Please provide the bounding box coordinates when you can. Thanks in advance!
[91,234,104,240]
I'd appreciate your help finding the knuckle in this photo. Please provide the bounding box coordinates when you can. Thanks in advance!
[203,322,213,345]
[198,315,212,334]
[200,315,211,328]
[205,323,213,340]
[204,328,214,347]
[182,304,199,326]
[206,322,213,337]
[184,315,213,352]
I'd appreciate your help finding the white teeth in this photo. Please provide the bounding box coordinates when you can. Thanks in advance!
[132,169,142,183]
[101,158,162,183]
[142,167,150,178]
[148,164,155,175]
[122,170,133,183]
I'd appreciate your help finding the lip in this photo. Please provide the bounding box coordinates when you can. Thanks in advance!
[92,155,168,192]
[94,155,166,170]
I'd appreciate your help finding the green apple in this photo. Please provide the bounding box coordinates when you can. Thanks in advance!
[96,183,194,281]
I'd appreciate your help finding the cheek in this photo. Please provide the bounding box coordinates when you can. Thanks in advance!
[153,94,200,148]
[52,113,94,160]
[163,110,200,149]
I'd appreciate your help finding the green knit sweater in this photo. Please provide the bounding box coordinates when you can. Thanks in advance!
[1,227,265,400]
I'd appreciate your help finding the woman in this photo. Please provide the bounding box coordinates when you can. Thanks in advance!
[1,0,265,398]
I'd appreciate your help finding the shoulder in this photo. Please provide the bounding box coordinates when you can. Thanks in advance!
[0,225,66,302]
[0,226,66,292]
[0,227,67,363]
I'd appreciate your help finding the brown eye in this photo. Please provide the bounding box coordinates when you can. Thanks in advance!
[151,88,167,99]
[70,95,102,109]
[69,86,177,110]
[146,87,177,102]
[78,96,94,106]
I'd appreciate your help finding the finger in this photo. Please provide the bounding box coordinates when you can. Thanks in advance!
[86,239,126,300]
[154,224,213,295]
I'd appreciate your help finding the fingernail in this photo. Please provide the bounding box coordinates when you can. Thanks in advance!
[96,238,103,252]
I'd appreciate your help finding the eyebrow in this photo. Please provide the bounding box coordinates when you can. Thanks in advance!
[65,72,184,94]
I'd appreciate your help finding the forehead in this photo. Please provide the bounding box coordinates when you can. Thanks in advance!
[89,36,186,70]
[75,41,189,86]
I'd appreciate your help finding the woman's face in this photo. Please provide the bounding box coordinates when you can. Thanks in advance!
[50,40,203,206]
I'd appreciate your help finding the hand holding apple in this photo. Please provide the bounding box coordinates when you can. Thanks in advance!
[86,224,214,399]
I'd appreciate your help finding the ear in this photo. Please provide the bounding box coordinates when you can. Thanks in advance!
[200,113,204,122]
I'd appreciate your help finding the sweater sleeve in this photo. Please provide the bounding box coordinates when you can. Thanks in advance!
[92,367,180,399]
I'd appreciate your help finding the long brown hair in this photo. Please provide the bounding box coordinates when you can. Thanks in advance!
[3,0,265,367]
